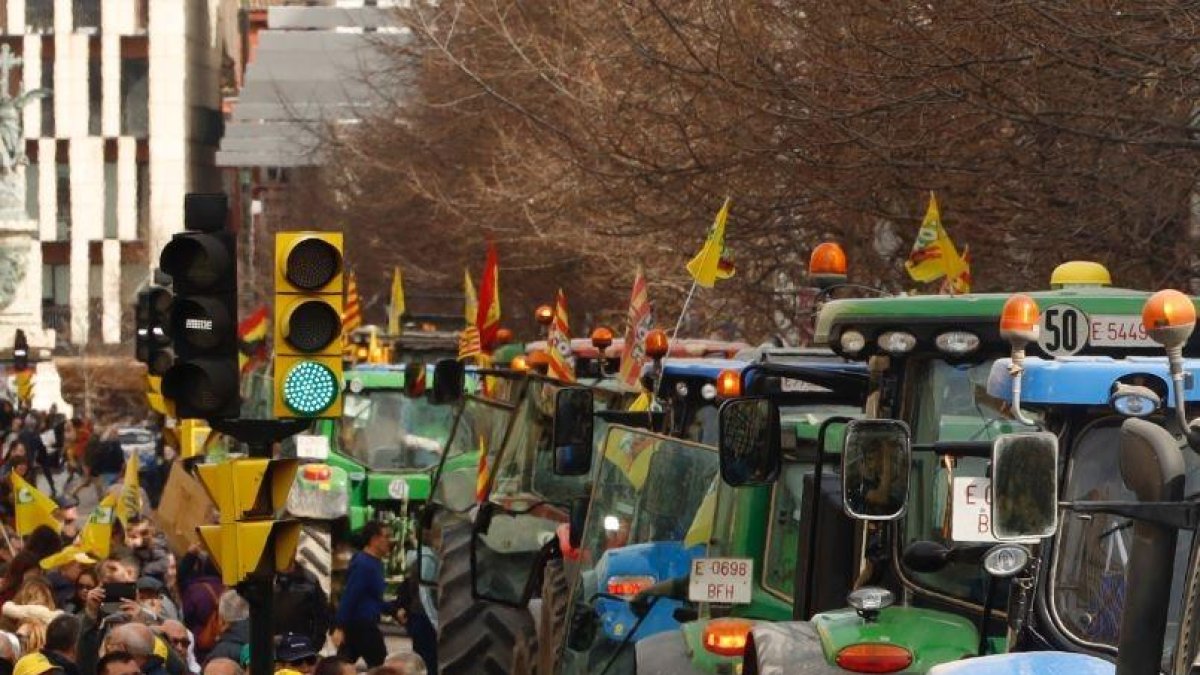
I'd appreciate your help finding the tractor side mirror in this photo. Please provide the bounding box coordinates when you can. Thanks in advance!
[991,432,1059,540]
[431,359,465,404]
[842,419,910,520]
[717,397,780,487]
[552,387,594,476]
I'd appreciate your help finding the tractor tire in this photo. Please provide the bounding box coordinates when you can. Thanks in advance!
[536,559,569,675]
[437,518,537,675]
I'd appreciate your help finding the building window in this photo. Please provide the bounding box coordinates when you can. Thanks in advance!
[135,0,149,33]
[25,161,38,221]
[104,162,116,238]
[120,57,148,137]
[136,162,148,241]
[88,55,101,135]
[40,58,53,137]
[73,0,100,32]
[26,1,53,34]
[56,164,69,240]
[41,264,68,304]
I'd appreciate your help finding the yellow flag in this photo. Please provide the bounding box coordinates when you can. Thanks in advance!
[39,545,96,570]
[686,197,736,288]
[904,192,971,294]
[116,454,142,527]
[388,267,406,335]
[12,473,61,536]
[464,269,478,325]
[684,479,718,548]
[79,494,116,559]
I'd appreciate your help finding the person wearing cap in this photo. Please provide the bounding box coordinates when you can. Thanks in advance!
[10,653,60,675]
[273,633,317,675]
[134,576,180,623]
[39,547,94,610]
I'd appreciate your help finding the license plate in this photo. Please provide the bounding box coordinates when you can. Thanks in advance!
[1088,314,1153,348]
[688,557,753,604]
[950,477,996,542]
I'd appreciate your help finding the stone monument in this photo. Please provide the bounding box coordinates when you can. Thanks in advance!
[0,44,51,352]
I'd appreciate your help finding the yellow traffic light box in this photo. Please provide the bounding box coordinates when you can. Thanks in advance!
[274,232,345,419]
[195,457,299,586]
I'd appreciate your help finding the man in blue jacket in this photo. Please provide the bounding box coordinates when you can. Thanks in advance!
[334,521,395,668]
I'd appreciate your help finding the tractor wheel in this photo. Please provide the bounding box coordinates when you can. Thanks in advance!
[437,518,537,675]
[536,559,569,675]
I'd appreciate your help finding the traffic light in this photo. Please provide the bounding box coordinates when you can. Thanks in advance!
[195,457,300,585]
[273,232,344,418]
[159,194,240,419]
[135,281,174,377]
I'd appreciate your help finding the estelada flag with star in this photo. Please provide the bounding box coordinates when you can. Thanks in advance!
[686,197,736,288]
[547,289,575,383]
[11,472,60,536]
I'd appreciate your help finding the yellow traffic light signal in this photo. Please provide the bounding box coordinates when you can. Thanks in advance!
[274,232,344,418]
[195,457,299,585]
[197,521,300,587]
[195,458,298,524]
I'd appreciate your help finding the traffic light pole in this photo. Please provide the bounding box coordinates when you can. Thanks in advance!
[208,418,310,674]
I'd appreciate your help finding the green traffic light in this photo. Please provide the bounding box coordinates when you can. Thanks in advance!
[281,360,338,416]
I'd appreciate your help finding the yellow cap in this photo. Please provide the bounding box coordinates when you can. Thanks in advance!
[13,653,57,675]
[1050,261,1111,288]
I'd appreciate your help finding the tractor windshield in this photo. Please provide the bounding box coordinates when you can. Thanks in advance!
[556,426,719,668]
[901,358,1037,603]
[1052,419,1200,666]
[431,396,515,513]
[339,390,454,471]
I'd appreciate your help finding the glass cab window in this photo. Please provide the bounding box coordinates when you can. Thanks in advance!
[339,391,453,471]
[901,359,1037,604]
[1053,418,1200,667]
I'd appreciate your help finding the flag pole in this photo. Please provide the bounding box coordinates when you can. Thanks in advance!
[672,280,699,340]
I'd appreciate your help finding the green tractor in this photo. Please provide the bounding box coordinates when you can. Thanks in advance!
[713,261,1200,673]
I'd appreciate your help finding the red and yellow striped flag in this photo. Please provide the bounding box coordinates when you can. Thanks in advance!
[547,288,575,383]
[459,270,482,360]
[343,271,363,334]
[618,268,653,391]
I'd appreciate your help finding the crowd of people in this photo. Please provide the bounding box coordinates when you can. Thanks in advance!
[0,397,438,675]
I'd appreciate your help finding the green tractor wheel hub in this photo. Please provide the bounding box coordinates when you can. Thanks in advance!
[282,360,339,415]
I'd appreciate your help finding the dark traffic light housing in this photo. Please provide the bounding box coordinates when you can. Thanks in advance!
[135,280,174,376]
[159,193,240,419]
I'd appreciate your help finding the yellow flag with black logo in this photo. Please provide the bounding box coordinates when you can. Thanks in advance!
[12,472,61,536]
[116,454,142,527]
[80,494,117,558]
